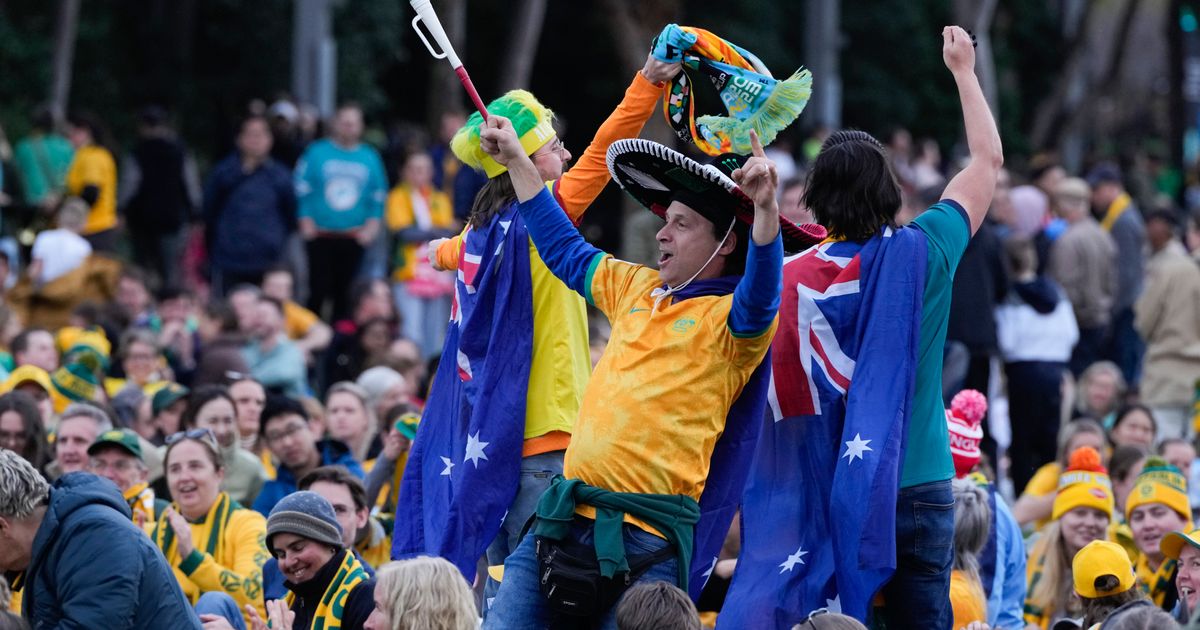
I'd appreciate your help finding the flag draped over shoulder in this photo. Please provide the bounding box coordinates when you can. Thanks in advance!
[666,277,774,601]
[719,227,927,627]
[392,204,533,582]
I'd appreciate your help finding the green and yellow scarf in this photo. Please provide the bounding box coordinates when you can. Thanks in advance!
[663,26,812,156]
[286,551,369,630]
[154,492,237,564]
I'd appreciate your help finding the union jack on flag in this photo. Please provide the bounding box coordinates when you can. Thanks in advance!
[719,228,928,627]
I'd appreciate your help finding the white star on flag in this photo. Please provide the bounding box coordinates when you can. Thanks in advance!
[701,556,718,586]
[440,456,455,476]
[465,432,490,467]
[778,546,808,573]
[825,595,842,613]
[842,433,872,465]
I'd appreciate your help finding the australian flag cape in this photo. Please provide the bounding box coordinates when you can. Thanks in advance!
[718,226,927,627]
[669,275,774,601]
[392,203,532,582]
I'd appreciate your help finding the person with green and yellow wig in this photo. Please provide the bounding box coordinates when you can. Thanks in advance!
[418,25,688,600]
[1126,456,1193,610]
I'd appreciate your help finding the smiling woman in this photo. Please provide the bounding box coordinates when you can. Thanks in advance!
[182,385,267,505]
[155,431,269,627]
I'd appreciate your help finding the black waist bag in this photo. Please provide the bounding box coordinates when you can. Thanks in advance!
[534,534,675,619]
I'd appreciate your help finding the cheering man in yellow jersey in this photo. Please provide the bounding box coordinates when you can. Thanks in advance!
[478,99,823,625]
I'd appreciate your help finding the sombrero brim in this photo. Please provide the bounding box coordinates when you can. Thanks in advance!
[606,138,825,253]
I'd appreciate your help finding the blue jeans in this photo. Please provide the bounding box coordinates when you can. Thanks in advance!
[195,591,247,630]
[879,479,954,630]
[484,519,679,630]
[483,450,564,613]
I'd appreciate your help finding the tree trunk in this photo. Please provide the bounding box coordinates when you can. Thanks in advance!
[425,0,467,127]
[805,0,841,130]
[498,0,548,91]
[1028,1,1096,156]
[48,0,80,125]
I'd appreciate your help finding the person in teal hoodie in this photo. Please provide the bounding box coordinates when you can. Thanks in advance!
[294,103,387,321]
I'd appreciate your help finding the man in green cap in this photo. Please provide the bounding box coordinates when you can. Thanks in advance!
[87,428,166,532]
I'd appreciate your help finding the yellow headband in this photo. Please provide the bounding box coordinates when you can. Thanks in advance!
[478,119,556,178]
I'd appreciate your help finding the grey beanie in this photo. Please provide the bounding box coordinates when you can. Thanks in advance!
[266,491,343,550]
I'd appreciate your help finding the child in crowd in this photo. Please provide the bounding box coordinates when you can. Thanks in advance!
[616,581,702,630]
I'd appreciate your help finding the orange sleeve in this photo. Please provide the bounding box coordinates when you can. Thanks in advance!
[555,72,663,222]
[435,229,468,272]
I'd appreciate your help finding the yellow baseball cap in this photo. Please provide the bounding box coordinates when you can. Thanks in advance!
[1161,529,1200,561]
[1072,540,1136,598]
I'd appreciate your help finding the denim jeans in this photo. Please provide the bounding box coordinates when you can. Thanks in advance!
[484,518,679,630]
[879,478,954,630]
[483,450,564,613]
[194,591,247,630]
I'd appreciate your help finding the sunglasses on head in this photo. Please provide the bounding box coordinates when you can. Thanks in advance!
[165,428,219,451]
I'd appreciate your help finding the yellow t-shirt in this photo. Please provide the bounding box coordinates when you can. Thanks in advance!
[432,72,663,447]
[64,145,118,234]
[283,300,319,341]
[566,256,775,533]
[950,570,988,629]
[1023,461,1062,530]
[385,184,455,283]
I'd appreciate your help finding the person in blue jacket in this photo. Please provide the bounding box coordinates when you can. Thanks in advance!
[0,450,201,628]
[251,395,365,515]
[204,114,297,296]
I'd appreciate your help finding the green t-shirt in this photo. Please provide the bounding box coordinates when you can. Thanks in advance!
[903,200,971,488]
[13,134,74,205]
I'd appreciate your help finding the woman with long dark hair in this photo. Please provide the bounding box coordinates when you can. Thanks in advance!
[0,390,49,473]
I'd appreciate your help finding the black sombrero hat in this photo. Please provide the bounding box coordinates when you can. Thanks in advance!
[606,138,826,253]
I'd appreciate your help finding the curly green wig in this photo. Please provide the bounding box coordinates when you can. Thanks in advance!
[450,90,555,178]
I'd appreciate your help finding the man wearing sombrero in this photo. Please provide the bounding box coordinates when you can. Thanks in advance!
[476,89,823,624]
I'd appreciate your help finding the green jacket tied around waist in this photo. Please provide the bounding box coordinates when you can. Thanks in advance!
[532,475,701,590]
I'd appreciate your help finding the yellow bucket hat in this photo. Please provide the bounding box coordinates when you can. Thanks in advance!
[1161,529,1200,561]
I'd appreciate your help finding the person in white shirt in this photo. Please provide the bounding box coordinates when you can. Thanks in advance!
[29,197,92,285]
[994,235,1078,495]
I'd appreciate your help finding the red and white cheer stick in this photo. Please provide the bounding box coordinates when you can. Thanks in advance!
[410,0,488,121]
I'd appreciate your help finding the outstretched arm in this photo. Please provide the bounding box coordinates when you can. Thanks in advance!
[482,116,604,295]
[727,131,783,336]
[554,55,679,221]
[940,25,1003,236]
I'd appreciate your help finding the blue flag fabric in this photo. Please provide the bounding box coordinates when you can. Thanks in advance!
[391,205,533,582]
[660,276,774,601]
[719,227,927,627]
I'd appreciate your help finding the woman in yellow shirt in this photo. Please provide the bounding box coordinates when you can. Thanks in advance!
[64,112,118,251]
[386,151,457,359]
[154,428,268,627]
